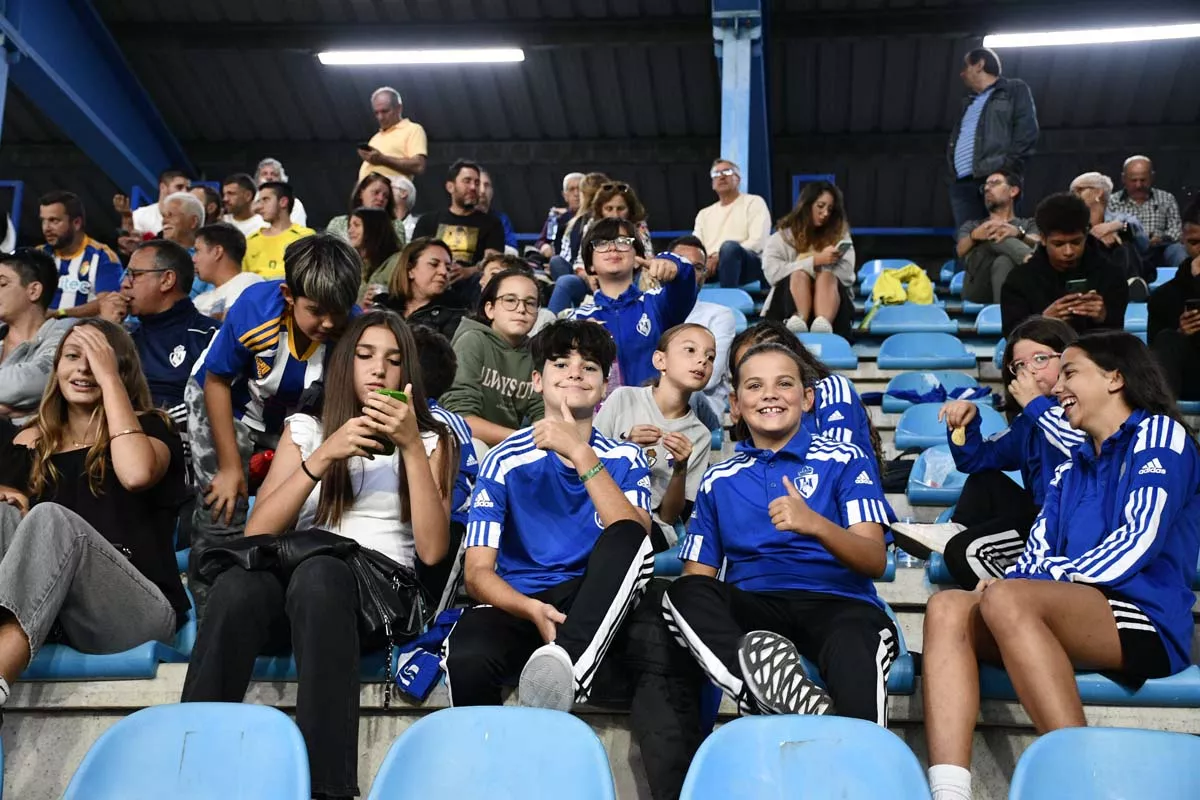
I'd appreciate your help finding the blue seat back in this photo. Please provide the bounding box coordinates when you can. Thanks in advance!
[64,703,309,799]
[975,304,1002,335]
[858,259,914,282]
[877,333,975,370]
[729,306,749,334]
[895,403,1005,451]
[869,304,957,334]
[882,371,980,413]
[939,259,957,286]
[1151,266,1177,289]
[796,332,858,370]
[367,707,615,800]
[949,270,965,297]
[680,715,930,800]
[1009,727,1200,800]
[697,287,754,316]
[1124,302,1147,333]
[1180,400,1200,415]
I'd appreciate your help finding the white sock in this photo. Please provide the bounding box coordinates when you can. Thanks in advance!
[0,675,10,706]
[928,764,972,800]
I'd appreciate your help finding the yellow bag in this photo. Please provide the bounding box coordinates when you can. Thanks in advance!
[871,264,934,306]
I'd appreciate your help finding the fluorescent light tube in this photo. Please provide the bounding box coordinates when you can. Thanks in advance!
[983,23,1200,49]
[318,48,525,65]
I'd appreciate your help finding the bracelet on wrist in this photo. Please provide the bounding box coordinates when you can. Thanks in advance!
[108,428,143,442]
[300,460,321,482]
[580,462,605,482]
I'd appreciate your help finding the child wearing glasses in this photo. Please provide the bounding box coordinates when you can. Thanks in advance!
[891,316,1087,589]
[570,217,698,388]
[442,267,546,448]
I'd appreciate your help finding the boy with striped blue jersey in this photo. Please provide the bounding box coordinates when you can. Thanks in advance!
[665,343,898,724]
[922,332,1200,800]
[184,235,361,616]
[443,320,656,712]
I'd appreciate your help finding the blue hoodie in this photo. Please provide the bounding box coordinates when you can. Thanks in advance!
[1008,411,1200,674]
[949,394,1086,506]
[571,253,697,387]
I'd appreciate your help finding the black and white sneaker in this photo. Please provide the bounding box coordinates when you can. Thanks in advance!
[1127,277,1150,302]
[737,630,832,716]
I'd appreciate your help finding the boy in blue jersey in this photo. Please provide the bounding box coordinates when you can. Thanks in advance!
[570,216,698,388]
[185,234,360,615]
[665,343,898,723]
[443,319,657,711]
[922,331,1200,800]
[410,324,479,612]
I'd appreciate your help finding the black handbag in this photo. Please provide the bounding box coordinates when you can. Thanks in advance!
[196,528,432,707]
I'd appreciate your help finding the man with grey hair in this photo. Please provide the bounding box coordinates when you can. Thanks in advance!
[536,171,584,258]
[1108,155,1187,268]
[161,191,205,249]
[358,86,428,181]
[692,158,771,288]
[255,157,308,226]
[1070,171,1151,295]
[391,175,419,242]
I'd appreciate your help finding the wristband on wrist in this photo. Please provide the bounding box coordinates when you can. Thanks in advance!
[580,462,605,482]
[300,460,320,482]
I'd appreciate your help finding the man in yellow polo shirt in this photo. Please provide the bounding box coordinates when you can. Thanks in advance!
[242,182,314,278]
[357,86,428,181]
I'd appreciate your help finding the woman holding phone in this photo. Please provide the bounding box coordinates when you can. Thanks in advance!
[761,181,856,335]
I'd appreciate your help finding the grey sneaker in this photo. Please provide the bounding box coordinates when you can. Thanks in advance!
[737,630,832,716]
[810,316,834,333]
[519,643,575,711]
[785,315,809,333]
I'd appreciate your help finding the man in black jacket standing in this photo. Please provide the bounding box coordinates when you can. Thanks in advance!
[1148,197,1200,401]
[947,47,1039,230]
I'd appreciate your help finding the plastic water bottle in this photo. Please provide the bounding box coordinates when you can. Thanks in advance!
[895,516,925,568]
[545,209,559,245]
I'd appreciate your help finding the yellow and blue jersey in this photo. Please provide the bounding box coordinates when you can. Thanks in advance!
[41,236,121,311]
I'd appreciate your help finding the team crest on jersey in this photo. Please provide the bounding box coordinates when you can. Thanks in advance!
[636,313,652,337]
[794,465,819,498]
[169,345,187,368]
[255,356,272,379]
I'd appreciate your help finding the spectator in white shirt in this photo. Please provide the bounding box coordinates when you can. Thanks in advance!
[692,159,771,289]
[191,223,263,321]
[221,174,265,238]
[254,158,307,227]
[112,169,190,254]
[669,235,737,421]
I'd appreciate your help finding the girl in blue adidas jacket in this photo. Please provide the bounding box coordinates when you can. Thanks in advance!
[892,316,1085,588]
[922,331,1200,800]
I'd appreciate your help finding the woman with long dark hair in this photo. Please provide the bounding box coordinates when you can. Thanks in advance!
[761,181,856,334]
[349,206,402,300]
[922,331,1200,800]
[324,171,408,247]
[383,237,468,341]
[891,317,1085,588]
[0,319,188,712]
[182,310,458,799]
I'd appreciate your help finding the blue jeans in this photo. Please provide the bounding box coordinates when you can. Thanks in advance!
[1161,242,1189,270]
[948,178,986,231]
[549,275,589,314]
[716,241,764,289]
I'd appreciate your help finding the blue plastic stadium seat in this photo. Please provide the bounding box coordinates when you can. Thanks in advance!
[894,403,1004,451]
[175,546,189,573]
[926,553,954,583]
[877,333,976,370]
[729,306,748,334]
[63,703,309,799]
[881,547,896,582]
[253,646,395,681]
[710,427,724,451]
[1150,266,1177,290]
[961,299,986,315]
[796,333,858,370]
[949,270,965,297]
[680,715,930,800]
[697,287,754,317]
[368,707,615,800]
[975,304,1002,336]
[1124,302,1147,333]
[858,259,914,284]
[738,281,761,295]
[24,592,197,680]
[1009,727,1200,800]
[906,445,967,506]
[655,543,683,577]
[1180,400,1200,415]
[981,663,1200,707]
[882,371,980,413]
[939,259,957,286]
[993,336,1006,370]
[868,304,958,335]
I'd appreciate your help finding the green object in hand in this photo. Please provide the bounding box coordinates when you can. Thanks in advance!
[369,389,409,456]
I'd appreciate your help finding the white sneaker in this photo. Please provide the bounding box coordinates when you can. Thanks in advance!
[890,522,967,559]
[785,315,808,333]
[519,643,575,711]
[810,316,833,333]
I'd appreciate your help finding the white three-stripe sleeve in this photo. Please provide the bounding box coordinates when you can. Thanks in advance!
[1034,403,1087,457]
[1007,461,1072,577]
[679,479,722,568]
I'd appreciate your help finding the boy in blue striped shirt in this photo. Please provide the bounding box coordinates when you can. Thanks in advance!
[443,319,656,711]
[665,342,898,724]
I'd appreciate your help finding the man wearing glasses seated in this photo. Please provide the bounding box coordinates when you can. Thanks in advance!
[954,170,1040,305]
[691,159,771,289]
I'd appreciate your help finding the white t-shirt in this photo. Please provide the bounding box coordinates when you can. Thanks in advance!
[594,386,711,545]
[290,197,308,227]
[132,204,163,235]
[223,213,266,238]
[193,272,266,318]
[286,413,440,568]
[685,300,737,417]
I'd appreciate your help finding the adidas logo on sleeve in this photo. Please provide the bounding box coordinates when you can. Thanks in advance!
[854,471,873,485]
[1138,458,1167,476]
[828,410,845,422]
[473,489,495,508]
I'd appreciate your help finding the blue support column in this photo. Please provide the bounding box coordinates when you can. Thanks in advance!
[0,0,192,191]
[712,0,772,201]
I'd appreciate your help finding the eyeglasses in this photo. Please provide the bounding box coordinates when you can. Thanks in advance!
[710,168,738,178]
[1008,352,1061,376]
[120,267,169,282]
[495,294,539,313]
[591,236,637,253]
[979,179,1009,193]
[599,182,630,193]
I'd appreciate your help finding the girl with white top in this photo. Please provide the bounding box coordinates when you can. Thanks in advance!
[182,310,458,800]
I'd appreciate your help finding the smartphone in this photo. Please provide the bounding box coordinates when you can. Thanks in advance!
[367,389,409,457]
[836,240,853,255]
[1185,299,1200,313]
[1064,278,1089,295]
[356,142,374,152]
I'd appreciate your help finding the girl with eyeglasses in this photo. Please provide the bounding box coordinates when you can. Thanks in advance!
[891,316,1086,589]
[441,267,546,448]
[922,330,1200,800]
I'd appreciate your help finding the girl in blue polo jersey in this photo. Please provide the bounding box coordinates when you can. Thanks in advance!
[922,331,1200,800]
[665,343,898,724]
